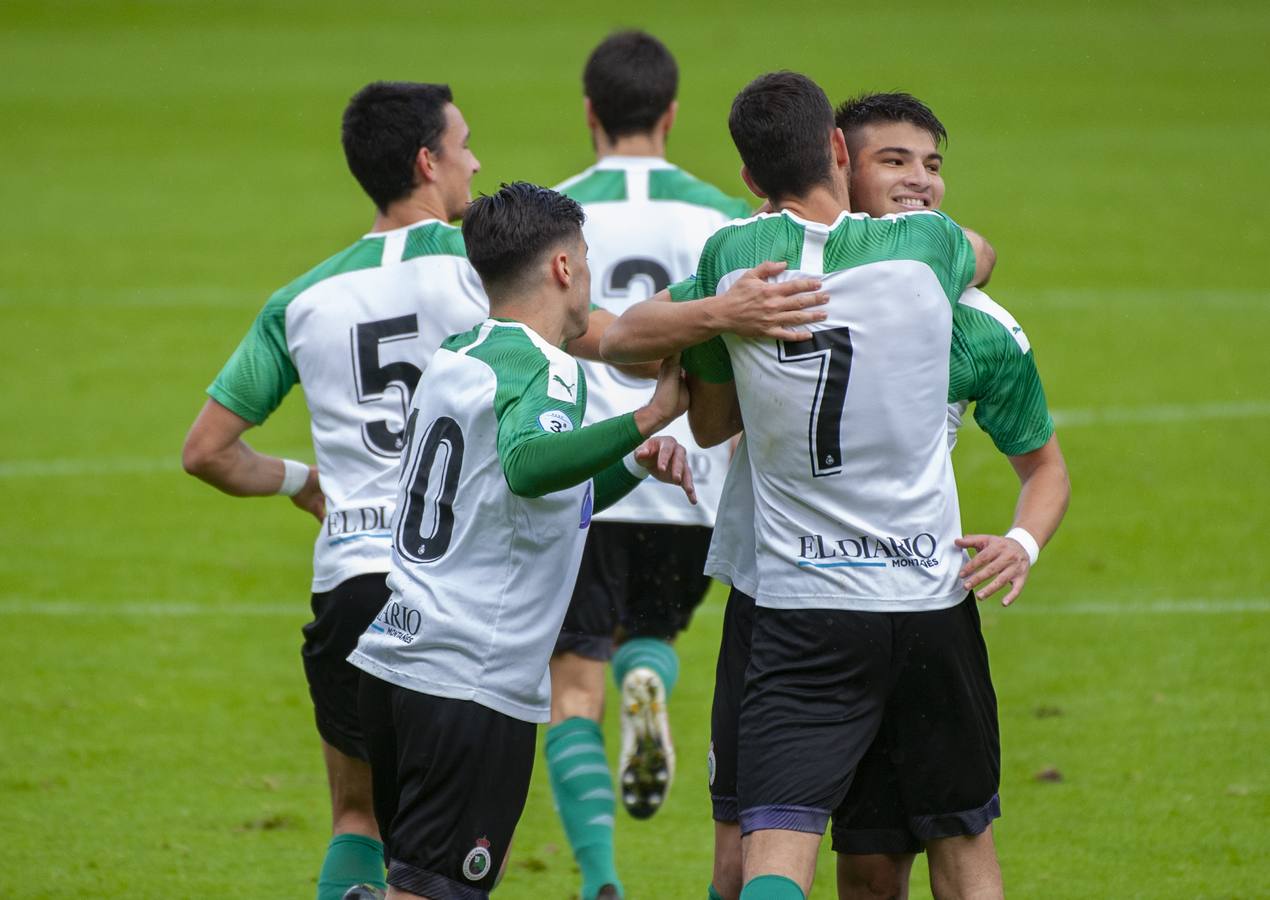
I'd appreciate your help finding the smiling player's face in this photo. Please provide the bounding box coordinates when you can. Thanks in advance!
[847,121,946,217]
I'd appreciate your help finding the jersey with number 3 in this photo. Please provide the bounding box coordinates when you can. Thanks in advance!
[555,156,751,527]
[207,219,487,592]
[678,209,976,612]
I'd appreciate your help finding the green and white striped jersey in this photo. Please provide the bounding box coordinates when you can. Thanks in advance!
[349,320,647,723]
[556,156,751,527]
[675,208,976,611]
[706,289,1055,598]
[207,219,487,592]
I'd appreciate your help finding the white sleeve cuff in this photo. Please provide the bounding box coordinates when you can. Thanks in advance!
[622,451,652,480]
[1005,527,1040,566]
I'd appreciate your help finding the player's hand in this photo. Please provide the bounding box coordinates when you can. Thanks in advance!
[710,260,829,342]
[290,464,326,522]
[634,354,688,436]
[634,436,697,505]
[956,534,1030,606]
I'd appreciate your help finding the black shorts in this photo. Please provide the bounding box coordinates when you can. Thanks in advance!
[734,594,1000,847]
[358,674,537,900]
[554,521,713,660]
[708,586,757,822]
[301,572,391,760]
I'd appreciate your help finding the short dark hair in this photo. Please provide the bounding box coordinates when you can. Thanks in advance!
[462,182,586,292]
[583,30,678,141]
[728,71,835,202]
[341,81,453,212]
[834,92,947,153]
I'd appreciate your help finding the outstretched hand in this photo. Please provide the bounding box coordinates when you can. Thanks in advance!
[714,260,829,342]
[290,464,326,522]
[634,436,697,505]
[955,533,1031,606]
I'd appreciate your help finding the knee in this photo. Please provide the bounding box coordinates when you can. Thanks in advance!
[549,655,606,723]
[837,854,910,900]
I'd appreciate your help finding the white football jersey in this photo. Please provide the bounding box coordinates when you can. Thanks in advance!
[706,288,1054,601]
[208,219,487,592]
[349,320,595,723]
[679,209,977,612]
[556,156,751,527]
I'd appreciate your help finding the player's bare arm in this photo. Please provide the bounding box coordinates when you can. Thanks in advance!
[181,398,325,520]
[565,307,660,379]
[599,260,828,364]
[684,374,742,449]
[964,227,996,287]
[956,434,1071,605]
[616,354,698,503]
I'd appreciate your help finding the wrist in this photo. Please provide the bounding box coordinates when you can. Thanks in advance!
[1005,527,1040,566]
[277,459,309,497]
[632,405,671,437]
[622,451,653,480]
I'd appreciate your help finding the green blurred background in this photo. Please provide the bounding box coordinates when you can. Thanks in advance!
[1,1,1268,896]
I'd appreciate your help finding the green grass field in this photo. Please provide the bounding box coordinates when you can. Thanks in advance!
[2,1,1268,897]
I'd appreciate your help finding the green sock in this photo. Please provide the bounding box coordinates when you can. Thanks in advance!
[316,833,385,900]
[708,884,726,900]
[546,717,622,900]
[612,637,679,698]
[739,874,805,900]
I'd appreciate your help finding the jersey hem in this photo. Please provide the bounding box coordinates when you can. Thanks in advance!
[347,652,549,724]
[310,560,392,594]
[753,588,966,613]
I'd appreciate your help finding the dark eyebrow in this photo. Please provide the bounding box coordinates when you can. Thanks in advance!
[873,147,944,164]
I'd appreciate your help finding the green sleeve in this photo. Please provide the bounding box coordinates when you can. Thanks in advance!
[206,291,297,424]
[903,212,977,306]
[668,276,734,384]
[972,345,1055,456]
[593,459,644,511]
[490,346,646,496]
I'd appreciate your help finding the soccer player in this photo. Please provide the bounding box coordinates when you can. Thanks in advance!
[703,93,1071,900]
[604,72,996,900]
[545,30,751,900]
[181,81,487,900]
[347,182,695,900]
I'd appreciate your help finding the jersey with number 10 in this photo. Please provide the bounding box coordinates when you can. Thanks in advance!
[207,220,487,592]
[678,209,976,612]
[556,156,751,527]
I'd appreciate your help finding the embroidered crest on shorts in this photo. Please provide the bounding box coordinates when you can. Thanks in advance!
[707,740,717,787]
[462,837,492,881]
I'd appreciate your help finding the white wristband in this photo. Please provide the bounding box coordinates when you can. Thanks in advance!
[622,451,652,480]
[1005,527,1040,566]
[277,458,310,497]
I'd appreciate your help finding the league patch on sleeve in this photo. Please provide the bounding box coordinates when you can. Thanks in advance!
[538,409,574,433]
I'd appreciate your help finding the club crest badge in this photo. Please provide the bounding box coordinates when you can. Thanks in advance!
[462,837,492,882]
[707,740,717,787]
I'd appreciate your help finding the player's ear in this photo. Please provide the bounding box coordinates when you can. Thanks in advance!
[832,127,849,168]
[551,251,572,289]
[416,145,437,184]
[584,97,600,131]
[740,166,767,200]
[660,101,678,137]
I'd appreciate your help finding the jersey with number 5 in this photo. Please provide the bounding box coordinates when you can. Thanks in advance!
[207,219,487,592]
[556,156,751,527]
[678,209,976,612]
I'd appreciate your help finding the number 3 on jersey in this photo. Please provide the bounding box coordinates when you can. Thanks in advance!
[777,326,853,478]
[394,410,465,564]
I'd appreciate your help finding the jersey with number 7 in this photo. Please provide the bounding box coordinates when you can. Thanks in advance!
[676,208,976,612]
